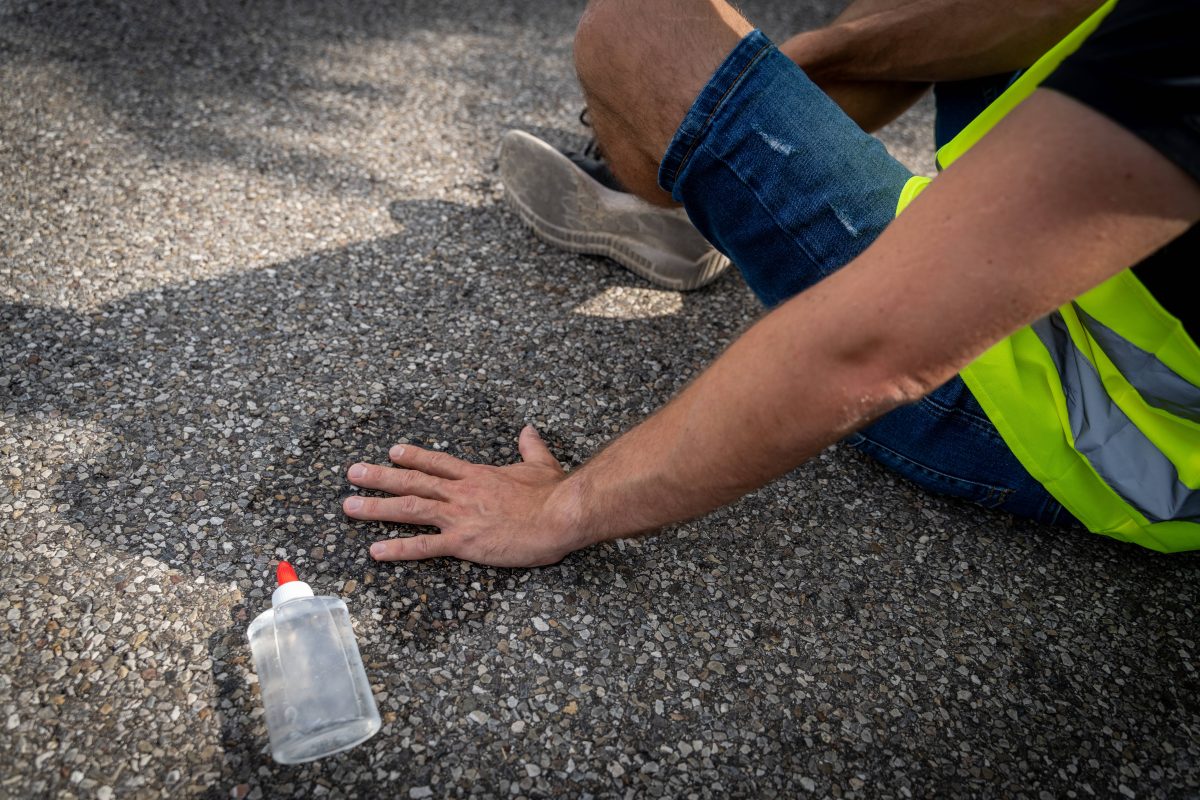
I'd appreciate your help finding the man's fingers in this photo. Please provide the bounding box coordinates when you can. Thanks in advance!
[369,533,461,561]
[346,462,449,499]
[388,444,473,478]
[343,494,447,526]
[518,424,560,469]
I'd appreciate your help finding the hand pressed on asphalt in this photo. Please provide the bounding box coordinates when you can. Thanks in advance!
[343,425,587,567]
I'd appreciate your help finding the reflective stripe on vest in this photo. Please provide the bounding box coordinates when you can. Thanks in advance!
[893,0,1200,552]
[1030,311,1200,524]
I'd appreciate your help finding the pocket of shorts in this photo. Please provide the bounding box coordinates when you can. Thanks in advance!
[845,434,1015,510]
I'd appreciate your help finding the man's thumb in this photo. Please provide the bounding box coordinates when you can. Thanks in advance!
[518,424,559,468]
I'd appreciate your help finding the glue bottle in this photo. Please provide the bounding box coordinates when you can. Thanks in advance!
[247,561,381,763]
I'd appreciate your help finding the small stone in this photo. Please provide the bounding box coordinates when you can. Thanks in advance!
[511,720,526,733]
[608,762,625,778]
[97,788,113,800]
[468,710,488,725]
[531,616,549,632]
[310,547,325,561]
[800,777,816,792]
[343,579,357,594]
[524,763,540,778]
[409,787,433,799]
[562,701,578,715]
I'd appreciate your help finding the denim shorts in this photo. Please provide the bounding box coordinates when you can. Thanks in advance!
[658,30,1073,526]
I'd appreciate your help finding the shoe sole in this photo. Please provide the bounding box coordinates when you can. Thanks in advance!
[498,130,729,291]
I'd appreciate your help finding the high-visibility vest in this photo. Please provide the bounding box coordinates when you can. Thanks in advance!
[895,0,1200,553]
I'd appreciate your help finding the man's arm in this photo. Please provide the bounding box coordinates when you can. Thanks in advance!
[787,0,1102,131]
[790,0,1102,84]
[343,90,1200,566]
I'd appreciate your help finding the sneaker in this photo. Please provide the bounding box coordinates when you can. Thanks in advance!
[498,129,731,291]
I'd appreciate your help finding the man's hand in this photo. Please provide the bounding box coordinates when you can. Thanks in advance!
[342,426,588,567]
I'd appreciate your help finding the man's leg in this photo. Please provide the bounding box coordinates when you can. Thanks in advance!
[494,0,746,291]
[497,0,927,293]
[573,0,934,207]
[571,0,1073,525]
[577,0,912,307]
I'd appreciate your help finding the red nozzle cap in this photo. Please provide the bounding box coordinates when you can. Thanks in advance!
[277,561,300,586]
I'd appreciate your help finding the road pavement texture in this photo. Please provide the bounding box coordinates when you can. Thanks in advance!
[2,1,1198,797]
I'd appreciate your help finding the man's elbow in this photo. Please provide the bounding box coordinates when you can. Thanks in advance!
[832,337,948,428]
[859,370,940,424]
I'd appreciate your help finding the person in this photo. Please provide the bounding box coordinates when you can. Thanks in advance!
[341,0,1200,565]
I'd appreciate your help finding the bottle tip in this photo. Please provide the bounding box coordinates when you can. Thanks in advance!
[277,561,300,586]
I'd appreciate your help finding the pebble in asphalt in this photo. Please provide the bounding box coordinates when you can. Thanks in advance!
[2,1,1198,798]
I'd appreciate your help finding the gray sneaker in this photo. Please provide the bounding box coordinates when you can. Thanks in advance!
[498,129,731,291]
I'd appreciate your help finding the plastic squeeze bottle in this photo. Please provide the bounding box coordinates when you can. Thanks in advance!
[247,561,381,763]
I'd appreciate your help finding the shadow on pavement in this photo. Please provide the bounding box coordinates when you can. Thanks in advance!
[1,196,748,583]
[0,0,583,193]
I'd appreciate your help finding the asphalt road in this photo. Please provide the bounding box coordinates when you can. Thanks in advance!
[2,1,1197,798]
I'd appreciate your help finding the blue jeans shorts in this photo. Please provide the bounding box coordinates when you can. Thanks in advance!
[658,30,1073,526]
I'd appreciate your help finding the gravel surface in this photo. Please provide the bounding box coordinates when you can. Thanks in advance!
[2,1,1197,798]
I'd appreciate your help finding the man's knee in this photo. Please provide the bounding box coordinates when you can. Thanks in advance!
[573,0,752,203]
[575,0,749,92]
[573,0,651,111]
[572,0,610,82]
[573,0,679,202]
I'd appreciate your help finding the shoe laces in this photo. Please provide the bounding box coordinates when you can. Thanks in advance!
[570,107,626,192]
[579,107,603,161]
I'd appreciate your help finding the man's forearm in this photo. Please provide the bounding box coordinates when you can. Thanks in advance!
[556,281,911,543]
[777,0,1101,132]
[784,0,1103,85]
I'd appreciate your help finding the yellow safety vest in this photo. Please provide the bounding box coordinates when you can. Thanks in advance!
[896,0,1200,553]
